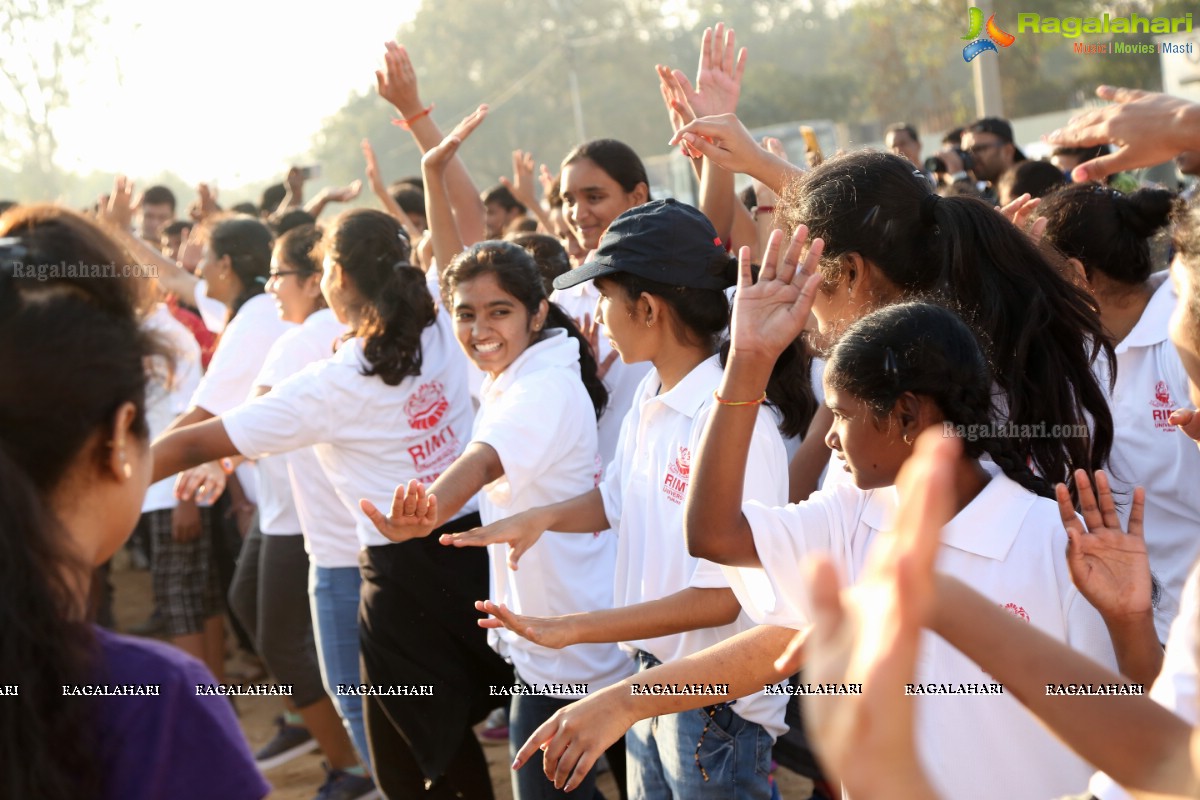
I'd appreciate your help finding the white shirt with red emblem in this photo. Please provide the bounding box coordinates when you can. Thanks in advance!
[1089,560,1200,800]
[741,466,1118,800]
[598,355,790,739]
[222,310,475,548]
[471,329,632,697]
[1093,271,1200,640]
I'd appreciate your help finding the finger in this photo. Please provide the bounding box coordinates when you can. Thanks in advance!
[1096,85,1147,104]
[561,747,596,793]
[1170,408,1200,441]
[733,46,747,84]
[1092,470,1121,530]
[423,493,439,525]
[997,193,1030,221]
[360,498,393,535]
[773,627,808,674]
[1074,469,1103,531]
[1029,217,1048,243]
[797,236,824,284]
[1128,486,1146,539]
[514,718,557,770]
[1073,148,1138,183]
[405,479,426,517]
[1013,197,1041,229]
[600,349,619,373]
[1055,483,1083,535]
[792,271,823,319]
[896,430,959,574]
[387,482,409,518]
[722,25,736,77]
[759,228,785,283]
[778,223,811,284]
[736,245,753,292]
[697,26,712,80]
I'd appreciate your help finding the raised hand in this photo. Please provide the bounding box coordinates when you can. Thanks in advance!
[439,508,547,570]
[676,22,747,119]
[177,226,202,274]
[796,429,956,798]
[752,137,787,208]
[101,175,136,230]
[574,312,619,380]
[655,65,702,159]
[670,112,800,192]
[537,163,557,200]
[997,192,1048,243]
[421,104,488,174]
[362,139,388,196]
[729,225,824,362]
[500,150,540,211]
[360,479,439,542]
[322,180,363,203]
[376,41,425,117]
[1046,86,1200,182]
[1058,470,1152,622]
[475,600,577,649]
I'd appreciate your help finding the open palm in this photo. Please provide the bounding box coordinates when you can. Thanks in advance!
[729,225,824,361]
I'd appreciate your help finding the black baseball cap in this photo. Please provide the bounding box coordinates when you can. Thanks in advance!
[552,199,731,291]
[969,117,1027,162]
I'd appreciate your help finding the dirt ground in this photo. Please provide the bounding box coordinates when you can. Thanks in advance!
[110,554,814,799]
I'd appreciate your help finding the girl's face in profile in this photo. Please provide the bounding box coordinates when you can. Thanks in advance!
[594,277,651,365]
[452,272,546,379]
[823,380,911,490]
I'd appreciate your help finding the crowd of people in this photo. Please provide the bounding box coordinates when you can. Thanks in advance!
[5,20,1200,800]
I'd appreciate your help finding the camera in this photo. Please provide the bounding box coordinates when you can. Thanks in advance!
[924,149,973,175]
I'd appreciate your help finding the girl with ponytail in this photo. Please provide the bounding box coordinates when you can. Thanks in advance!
[438,200,810,798]
[152,208,512,798]
[0,205,266,800]
[1040,184,1192,642]
[363,240,630,799]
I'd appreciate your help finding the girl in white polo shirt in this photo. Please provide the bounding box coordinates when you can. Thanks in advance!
[160,215,292,682]
[442,200,813,797]
[363,240,630,800]
[151,209,511,799]
[686,246,1119,800]
[1039,184,1197,640]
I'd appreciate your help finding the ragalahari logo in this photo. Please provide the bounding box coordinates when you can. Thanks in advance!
[962,7,1016,62]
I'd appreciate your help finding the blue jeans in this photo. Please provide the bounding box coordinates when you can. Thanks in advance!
[509,680,602,800]
[625,651,772,800]
[309,563,371,769]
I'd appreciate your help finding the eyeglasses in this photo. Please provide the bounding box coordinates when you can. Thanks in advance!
[967,141,1004,156]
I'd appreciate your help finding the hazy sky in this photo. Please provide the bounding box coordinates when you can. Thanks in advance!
[49,0,420,187]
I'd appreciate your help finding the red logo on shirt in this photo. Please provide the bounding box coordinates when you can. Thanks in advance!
[662,446,691,505]
[1150,380,1174,431]
[1001,602,1029,622]
[406,382,450,430]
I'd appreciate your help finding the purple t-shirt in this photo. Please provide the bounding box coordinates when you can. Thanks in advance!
[90,627,270,799]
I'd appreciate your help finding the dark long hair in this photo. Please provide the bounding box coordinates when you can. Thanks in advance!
[324,209,431,386]
[0,204,167,800]
[600,253,816,438]
[828,302,1053,498]
[442,241,608,419]
[208,215,273,317]
[780,150,1114,487]
[561,139,651,198]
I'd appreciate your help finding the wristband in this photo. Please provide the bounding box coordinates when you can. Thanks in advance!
[713,390,767,407]
[392,103,434,129]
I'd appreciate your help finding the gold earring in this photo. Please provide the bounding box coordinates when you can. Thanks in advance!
[903,433,913,446]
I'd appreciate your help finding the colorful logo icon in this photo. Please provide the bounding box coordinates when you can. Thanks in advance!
[962,6,1016,61]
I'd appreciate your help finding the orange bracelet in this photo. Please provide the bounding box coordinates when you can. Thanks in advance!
[392,103,434,129]
[713,390,766,407]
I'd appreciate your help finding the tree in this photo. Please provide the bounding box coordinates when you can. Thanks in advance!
[0,0,108,197]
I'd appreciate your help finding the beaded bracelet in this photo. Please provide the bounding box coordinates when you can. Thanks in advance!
[713,389,766,406]
[392,103,435,129]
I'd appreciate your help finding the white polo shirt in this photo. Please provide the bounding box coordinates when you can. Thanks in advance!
[551,280,652,471]
[190,293,294,505]
[1092,272,1200,640]
[599,355,789,739]
[1089,560,1200,800]
[472,329,632,696]
[142,304,202,513]
[193,279,228,333]
[251,310,360,567]
[742,468,1119,800]
[222,311,475,548]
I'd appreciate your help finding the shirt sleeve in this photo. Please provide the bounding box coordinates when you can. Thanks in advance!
[222,362,333,459]
[472,376,577,502]
[190,325,262,416]
[254,330,303,390]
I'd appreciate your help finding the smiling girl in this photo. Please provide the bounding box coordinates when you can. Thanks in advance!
[363,240,629,800]
[150,208,510,799]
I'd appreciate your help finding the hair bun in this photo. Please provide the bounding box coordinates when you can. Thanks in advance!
[1118,188,1175,239]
